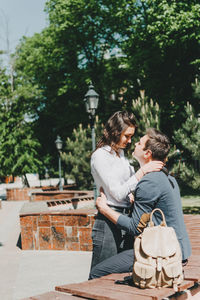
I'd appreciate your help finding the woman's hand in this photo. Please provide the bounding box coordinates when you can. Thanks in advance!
[128,193,134,204]
[142,160,164,174]
[135,161,164,181]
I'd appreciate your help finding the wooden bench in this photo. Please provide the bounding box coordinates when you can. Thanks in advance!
[22,291,85,299]
[25,214,200,299]
[54,214,200,300]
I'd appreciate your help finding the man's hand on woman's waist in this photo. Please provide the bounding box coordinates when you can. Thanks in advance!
[96,187,121,224]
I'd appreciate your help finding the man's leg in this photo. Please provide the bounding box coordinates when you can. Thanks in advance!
[89,249,134,279]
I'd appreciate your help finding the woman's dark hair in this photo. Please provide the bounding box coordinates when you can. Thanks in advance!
[96,111,137,152]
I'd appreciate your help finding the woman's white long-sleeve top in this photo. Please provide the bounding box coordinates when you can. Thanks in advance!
[91,145,138,208]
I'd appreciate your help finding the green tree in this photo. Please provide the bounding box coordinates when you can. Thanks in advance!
[124,94,161,168]
[130,94,160,137]
[62,124,92,189]
[11,0,200,175]
[121,0,200,134]
[0,67,42,180]
[62,117,103,189]
[13,0,135,158]
[172,102,200,191]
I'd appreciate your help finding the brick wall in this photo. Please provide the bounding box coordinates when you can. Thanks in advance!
[6,188,34,201]
[20,209,96,251]
[30,190,91,202]
[7,188,93,202]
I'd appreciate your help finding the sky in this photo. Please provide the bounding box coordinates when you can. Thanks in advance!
[0,0,47,55]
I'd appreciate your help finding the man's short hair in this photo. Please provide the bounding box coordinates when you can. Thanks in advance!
[144,128,170,161]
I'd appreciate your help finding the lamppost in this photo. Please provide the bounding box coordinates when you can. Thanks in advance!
[55,135,63,191]
[84,83,99,201]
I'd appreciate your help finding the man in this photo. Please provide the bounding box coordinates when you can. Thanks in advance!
[89,128,191,279]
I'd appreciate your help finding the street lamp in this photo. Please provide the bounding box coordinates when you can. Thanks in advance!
[84,83,99,201]
[55,135,63,191]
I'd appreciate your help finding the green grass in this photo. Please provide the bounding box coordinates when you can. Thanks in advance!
[181,195,200,214]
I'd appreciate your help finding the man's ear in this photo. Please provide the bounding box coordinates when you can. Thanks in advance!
[144,149,152,160]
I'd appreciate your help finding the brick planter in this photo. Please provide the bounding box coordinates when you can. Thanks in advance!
[30,190,93,202]
[6,188,37,201]
[6,187,92,202]
[20,203,96,251]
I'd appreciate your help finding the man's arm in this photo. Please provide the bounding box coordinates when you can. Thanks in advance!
[92,151,163,203]
[96,191,121,224]
[117,177,160,235]
[96,177,160,236]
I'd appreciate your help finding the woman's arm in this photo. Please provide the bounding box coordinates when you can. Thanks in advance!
[91,150,163,202]
[135,161,164,181]
[91,151,138,201]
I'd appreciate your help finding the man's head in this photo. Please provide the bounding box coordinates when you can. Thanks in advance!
[133,128,170,164]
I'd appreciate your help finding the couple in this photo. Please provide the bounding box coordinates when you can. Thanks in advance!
[89,111,191,280]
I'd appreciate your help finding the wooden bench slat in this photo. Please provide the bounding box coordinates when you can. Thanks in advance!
[55,277,194,300]
[189,282,200,297]
[184,267,200,282]
[56,281,152,300]
[22,291,83,299]
[187,255,200,267]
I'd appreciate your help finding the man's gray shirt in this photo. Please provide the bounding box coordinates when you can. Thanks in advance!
[116,171,191,260]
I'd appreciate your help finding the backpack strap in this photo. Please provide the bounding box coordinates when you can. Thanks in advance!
[115,275,134,286]
[149,208,167,227]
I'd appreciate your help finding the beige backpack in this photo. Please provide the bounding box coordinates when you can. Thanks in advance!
[132,208,184,291]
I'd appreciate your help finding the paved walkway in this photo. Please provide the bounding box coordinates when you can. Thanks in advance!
[0,201,92,300]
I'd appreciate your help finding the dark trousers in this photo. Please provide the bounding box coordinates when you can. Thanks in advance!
[89,249,189,280]
[89,249,134,279]
[89,207,133,274]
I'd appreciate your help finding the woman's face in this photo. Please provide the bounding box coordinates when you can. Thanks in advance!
[117,126,135,149]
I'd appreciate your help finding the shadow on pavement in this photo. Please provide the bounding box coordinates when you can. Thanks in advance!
[16,233,22,249]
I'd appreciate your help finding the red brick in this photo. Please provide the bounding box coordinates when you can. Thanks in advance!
[66,236,79,242]
[79,227,92,244]
[34,195,44,201]
[21,227,34,250]
[80,244,93,251]
[72,226,78,237]
[64,216,78,226]
[51,226,65,250]
[32,216,38,231]
[38,215,50,227]
[51,215,64,226]
[78,215,90,227]
[89,216,95,227]
[7,188,31,201]
[39,227,51,250]
[66,242,80,251]
[65,226,79,243]
[20,216,33,227]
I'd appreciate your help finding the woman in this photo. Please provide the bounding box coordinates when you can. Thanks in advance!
[90,111,163,270]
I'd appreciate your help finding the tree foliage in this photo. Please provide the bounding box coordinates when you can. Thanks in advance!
[121,0,200,133]
[172,102,200,190]
[130,94,160,137]
[0,0,199,189]
[62,124,92,189]
[62,117,103,189]
[0,68,42,178]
